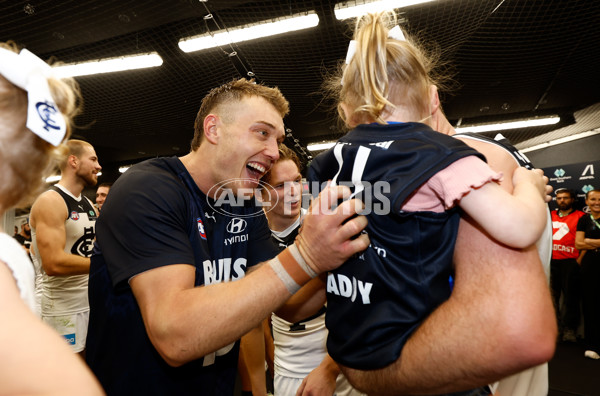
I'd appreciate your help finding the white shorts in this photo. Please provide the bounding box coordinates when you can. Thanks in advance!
[274,373,365,396]
[42,310,89,353]
[274,374,303,396]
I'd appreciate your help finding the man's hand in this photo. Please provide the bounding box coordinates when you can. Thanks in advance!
[296,355,339,396]
[296,185,369,274]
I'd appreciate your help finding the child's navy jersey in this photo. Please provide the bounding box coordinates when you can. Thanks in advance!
[308,123,485,370]
[86,156,279,395]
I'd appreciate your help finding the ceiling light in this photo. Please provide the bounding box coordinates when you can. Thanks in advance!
[178,12,319,53]
[307,141,336,151]
[334,0,436,20]
[53,52,163,78]
[454,116,560,134]
[520,130,600,153]
[45,175,60,183]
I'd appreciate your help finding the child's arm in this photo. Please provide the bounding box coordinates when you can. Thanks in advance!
[459,167,548,248]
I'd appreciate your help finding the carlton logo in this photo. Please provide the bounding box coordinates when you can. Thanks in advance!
[207,178,278,218]
[35,101,61,131]
[227,218,247,234]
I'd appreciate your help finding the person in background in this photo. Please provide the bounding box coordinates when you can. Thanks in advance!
[30,139,101,356]
[14,218,32,255]
[314,11,555,396]
[0,41,103,395]
[551,188,585,342]
[85,78,369,396]
[95,182,112,211]
[575,189,600,360]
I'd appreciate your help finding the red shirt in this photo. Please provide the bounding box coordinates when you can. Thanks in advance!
[551,209,585,260]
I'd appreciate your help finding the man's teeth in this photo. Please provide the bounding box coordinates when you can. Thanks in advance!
[247,163,266,174]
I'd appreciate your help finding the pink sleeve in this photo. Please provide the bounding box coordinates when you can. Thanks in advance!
[402,156,503,212]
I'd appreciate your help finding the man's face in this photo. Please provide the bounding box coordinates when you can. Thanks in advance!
[22,223,30,235]
[96,186,110,210]
[211,96,284,195]
[556,192,574,211]
[262,159,302,221]
[586,191,600,215]
[75,145,102,187]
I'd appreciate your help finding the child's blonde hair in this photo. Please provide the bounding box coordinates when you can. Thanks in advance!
[0,41,82,210]
[332,12,441,127]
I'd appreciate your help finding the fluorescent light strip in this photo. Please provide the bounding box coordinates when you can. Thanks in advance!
[334,0,435,20]
[307,141,336,151]
[520,130,600,153]
[178,12,319,53]
[53,52,163,78]
[455,116,560,134]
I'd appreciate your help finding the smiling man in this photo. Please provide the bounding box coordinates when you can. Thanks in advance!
[85,79,369,396]
[94,183,111,211]
[30,139,101,356]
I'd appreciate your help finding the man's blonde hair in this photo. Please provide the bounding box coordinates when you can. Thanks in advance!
[191,78,289,151]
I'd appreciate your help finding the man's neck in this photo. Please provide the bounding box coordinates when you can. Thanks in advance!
[268,214,300,233]
[180,150,215,197]
[558,208,573,217]
[57,176,85,197]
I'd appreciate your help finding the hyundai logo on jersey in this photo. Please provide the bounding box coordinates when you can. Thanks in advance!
[227,218,247,234]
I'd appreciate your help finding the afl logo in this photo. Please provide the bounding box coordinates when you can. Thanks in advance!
[70,211,79,220]
[227,218,247,234]
[207,178,278,218]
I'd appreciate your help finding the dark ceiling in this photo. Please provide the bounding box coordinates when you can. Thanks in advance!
[2,0,599,181]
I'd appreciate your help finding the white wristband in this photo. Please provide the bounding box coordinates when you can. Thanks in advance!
[269,243,317,294]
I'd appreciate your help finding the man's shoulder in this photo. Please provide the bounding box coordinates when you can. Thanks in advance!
[114,157,186,196]
[30,189,67,217]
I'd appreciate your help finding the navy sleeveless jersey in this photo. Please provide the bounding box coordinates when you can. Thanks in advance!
[308,123,485,370]
[86,157,278,395]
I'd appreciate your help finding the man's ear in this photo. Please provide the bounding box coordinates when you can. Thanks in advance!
[203,114,219,144]
[67,154,78,169]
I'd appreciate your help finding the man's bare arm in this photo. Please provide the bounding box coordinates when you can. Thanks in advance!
[30,191,90,276]
[275,275,326,323]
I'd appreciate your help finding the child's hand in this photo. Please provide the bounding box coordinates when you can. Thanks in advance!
[512,167,549,201]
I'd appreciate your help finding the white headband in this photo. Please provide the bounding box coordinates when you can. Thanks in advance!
[0,48,67,146]
[345,25,406,65]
